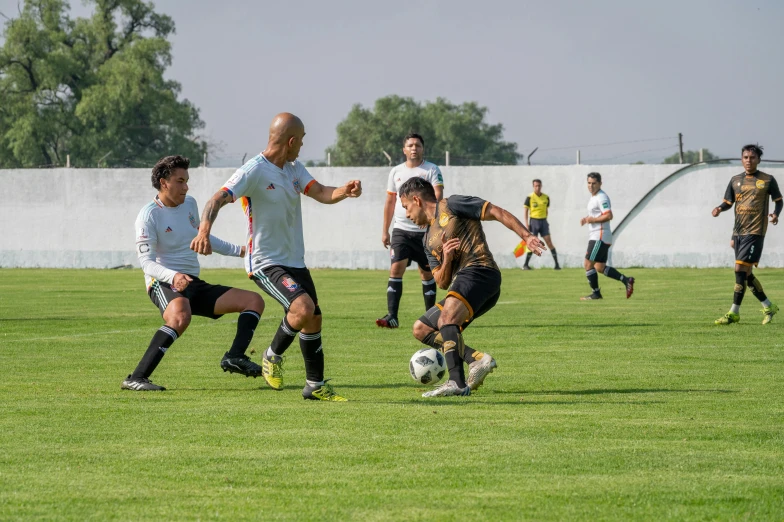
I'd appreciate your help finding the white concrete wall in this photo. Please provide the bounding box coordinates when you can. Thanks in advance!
[2,164,783,269]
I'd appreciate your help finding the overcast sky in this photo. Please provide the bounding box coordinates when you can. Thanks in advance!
[2,0,782,165]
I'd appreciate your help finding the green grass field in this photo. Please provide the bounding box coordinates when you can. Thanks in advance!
[1,267,783,521]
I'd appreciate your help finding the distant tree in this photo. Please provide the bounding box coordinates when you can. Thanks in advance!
[0,0,206,168]
[663,149,718,164]
[304,159,327,167]
[326,95,521,166]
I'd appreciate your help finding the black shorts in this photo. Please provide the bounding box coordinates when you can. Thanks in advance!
[252,265,321,315]
[390,229,431,270]
[586,240,610,263]
[529,218,550,237]
[148,276,231,319]
[734,235,764,266]
[418,266,501,330]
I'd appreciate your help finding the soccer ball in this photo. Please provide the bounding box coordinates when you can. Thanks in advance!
[409,348,446,385]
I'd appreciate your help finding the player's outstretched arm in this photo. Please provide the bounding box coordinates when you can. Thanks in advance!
[191,189,232,255]
[306,180,362,204]
[484,203,546,256]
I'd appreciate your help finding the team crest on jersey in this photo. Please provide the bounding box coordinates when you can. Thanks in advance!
[439,213,449,227]
[188,212,198,229]
[756,180,765,189]
[138,227,148,239]
[282,277,299,292]
[601,202,609,209]
[293,179,301,192]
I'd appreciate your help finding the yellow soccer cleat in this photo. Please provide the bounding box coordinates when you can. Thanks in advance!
[762,303,779,325]
[302,380,347,401]
[262,353,285,390]
[714,312,740,325]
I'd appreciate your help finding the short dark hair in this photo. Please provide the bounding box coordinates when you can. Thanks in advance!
[532,179,542,185]
[741,144,764,158]
[403,133,425,147]
[587,172,602,183]
[152,155,190,190]
[399,177,436,202]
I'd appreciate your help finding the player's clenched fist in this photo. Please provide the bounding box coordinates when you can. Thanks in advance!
[345,180,362,198]
[190,232,212,255]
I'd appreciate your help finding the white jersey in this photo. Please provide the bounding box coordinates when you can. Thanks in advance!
[222,154,315,273]
[386,160,444,232]
[586,189,613,244]
[135,195,242,289]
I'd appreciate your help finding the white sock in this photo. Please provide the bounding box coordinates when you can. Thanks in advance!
[306,380,324,387]
[265,347,275,358]
[762,299,772,308]
[730,304,740,314]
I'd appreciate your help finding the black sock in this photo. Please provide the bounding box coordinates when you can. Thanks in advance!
[131,325,178,379]
[747,274,769,303]
[524,252,533,267]
[387,278,403,317]
[603,266,628,284]
[551,249,560,268]
[586,269,600,293]
[439,324,466,387]
[422,331,480,364]
[422,279,437,310]
[299,331,324,383]
[227,310,260,357]
[733,271,747,307]
[269,316,299,356]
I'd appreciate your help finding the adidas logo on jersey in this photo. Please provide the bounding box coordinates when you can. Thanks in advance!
[267,183,275,190]
[165,226,173,233]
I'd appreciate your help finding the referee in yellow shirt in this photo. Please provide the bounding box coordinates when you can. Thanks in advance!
[522,179,561,270]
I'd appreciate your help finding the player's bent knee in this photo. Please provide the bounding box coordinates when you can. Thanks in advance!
[412,320,432,341]
[168,312,191,333]
[247,292,265,314]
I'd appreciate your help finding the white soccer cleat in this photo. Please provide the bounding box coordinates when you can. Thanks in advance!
[422,380,471,398]
[467,353,497,391]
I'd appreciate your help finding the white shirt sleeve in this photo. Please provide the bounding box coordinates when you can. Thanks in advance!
[209,235,243,257]
[598,192,612,214]
[294,162,316,195]
[429,165,444,187]
[386,167,397,194]
[222,167,257,202]
[135,215,178,284]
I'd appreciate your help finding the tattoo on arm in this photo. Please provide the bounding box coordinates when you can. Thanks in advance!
[202,191,230,224]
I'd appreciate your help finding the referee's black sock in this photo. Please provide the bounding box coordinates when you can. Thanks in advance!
[387,278,403,318]
[227,310,260,357]
[551,249,560,268]
[267,316,299,357]
[524,252,533,267]
[733,271,748,308]
[421,330,481,364]
[422,278,437,310]
[747,273,770,304]
[132,325,178,379]
[440,324,467,388]
[299,331,324,384]
[586,269,600,294]
[603,266,629,285]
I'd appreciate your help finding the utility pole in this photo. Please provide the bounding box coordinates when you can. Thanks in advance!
[382,150,392,166]
[445,151,450,167]
[576,150,581,165]
[678,133,684,164]
[527,147,538,166]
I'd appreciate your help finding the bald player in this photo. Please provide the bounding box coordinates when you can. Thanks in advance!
[191,113,362,401]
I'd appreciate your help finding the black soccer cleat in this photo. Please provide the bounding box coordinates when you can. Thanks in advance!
[580,292,603,301]
[220,353,262,377]
[375,314,399,329]
[121,375,166,391]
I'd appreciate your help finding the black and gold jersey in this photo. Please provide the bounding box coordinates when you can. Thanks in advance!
[723,171,783,236]
[423,195,499,280]
[524,192,550,219]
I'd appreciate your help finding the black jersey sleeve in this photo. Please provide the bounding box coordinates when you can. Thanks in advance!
[523,196,531,208]
[423,233,440,270]
[723,180,736,206]
[769,176,783,202]
[446,195,487,220]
